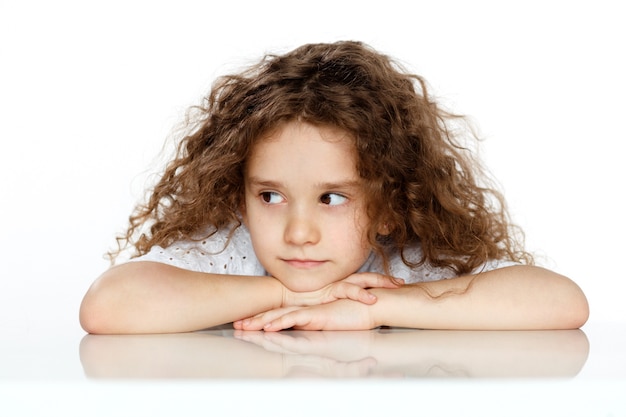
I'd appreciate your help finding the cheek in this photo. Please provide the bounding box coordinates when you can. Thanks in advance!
[329,219,371,255]
[244,207,278,254]
[351,208,373,248]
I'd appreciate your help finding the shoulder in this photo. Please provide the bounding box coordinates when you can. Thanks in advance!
[130,224,265,275]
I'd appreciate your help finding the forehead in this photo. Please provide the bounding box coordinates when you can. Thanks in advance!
[246,121,359,179]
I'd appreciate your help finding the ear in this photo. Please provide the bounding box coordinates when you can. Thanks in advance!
[377,221,391,236]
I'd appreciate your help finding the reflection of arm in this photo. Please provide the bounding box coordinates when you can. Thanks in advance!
[237,328,589,378]
[79,261,282,334]
[79,332,285,378]
[371,265,589,330]
[79,328,589,378]
[366,329,589,378]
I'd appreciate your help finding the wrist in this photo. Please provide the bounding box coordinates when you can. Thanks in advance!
[273,278,310,308]
[279,284,322,307]
[368,286,418,328]
[368,288,388,328]
[268,276,288,309]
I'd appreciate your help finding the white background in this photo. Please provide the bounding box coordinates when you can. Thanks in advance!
[1,0,624,345]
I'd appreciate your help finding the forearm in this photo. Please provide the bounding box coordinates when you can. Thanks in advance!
[79,261,283,334]
[370,265,589,330]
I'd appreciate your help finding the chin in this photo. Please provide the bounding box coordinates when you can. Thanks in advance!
[273,275,332,293]
[281,281,321,293]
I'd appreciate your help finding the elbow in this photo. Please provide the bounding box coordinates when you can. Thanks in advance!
[553,276,590,330]
[80,301,112,335]
[512,265,590,330]
[79,261,182,334]
[79,283,113,334]
[79,268,126,334]
[79,302,102,334]
[565,286,589,329]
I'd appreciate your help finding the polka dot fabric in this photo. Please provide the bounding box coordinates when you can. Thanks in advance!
[131,224,518,283]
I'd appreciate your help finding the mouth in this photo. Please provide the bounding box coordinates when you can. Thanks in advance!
[282,259,327,269]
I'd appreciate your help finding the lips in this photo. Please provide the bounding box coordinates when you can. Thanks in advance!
[282,259,327,269]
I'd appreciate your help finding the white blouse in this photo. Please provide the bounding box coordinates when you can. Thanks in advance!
[132,224,517,283]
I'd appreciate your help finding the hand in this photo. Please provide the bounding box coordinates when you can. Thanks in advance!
[234,299,375,331]
[281,272,403,307]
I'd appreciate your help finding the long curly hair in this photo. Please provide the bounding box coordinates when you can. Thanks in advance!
[112,40,532,274]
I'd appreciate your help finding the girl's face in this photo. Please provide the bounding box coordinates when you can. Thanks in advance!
[243,121,372,292]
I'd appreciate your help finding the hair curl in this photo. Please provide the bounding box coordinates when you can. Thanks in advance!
[112,40,532,274]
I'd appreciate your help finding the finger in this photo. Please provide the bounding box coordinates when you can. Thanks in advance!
[344,273,404,289]
[236,314,272,331]
[331,282,378,305]
[233,313,264,330]
[239,307,301,330]
[264,310,318,332]
[234,318,263,331]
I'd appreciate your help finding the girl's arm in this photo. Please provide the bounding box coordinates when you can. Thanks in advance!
[79,261,401,334]
[370,265,589,330]
[79,261,283,334]
[242,265,589,331]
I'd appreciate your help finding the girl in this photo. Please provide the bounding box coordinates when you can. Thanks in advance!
[80,41,588,334]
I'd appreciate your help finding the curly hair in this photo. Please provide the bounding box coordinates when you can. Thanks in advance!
[112,40,532,274]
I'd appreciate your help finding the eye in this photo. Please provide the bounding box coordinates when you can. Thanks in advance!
[260,191,285,204]
[320,193,348,206]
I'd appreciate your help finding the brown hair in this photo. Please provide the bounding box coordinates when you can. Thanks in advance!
[112,41,532,274]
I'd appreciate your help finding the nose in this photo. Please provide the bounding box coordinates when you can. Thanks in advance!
[284,211,321,246]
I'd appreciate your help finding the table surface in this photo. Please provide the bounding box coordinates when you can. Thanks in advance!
[1,320,625,416]
[78,327,594,379]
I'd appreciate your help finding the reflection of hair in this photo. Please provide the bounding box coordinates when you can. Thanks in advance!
[112,41,532,274]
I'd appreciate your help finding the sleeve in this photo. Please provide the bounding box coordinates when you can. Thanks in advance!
[364,244,520,284]
[470,258,520,275]
[129,225,266,276]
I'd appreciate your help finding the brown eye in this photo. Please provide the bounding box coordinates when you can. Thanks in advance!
[320,193,347,206]
[261,192,284,204]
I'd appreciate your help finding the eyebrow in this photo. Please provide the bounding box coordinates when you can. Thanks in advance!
[247,177,362,191]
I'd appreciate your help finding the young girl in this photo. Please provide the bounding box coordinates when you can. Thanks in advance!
[80,41,588,334]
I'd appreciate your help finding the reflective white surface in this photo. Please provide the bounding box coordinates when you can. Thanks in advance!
[79,327,590,379]
[1,323,625,416]
[5,322,626,380]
